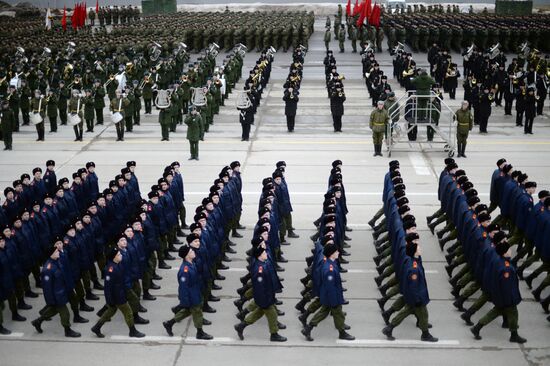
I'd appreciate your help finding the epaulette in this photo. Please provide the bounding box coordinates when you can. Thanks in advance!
[412,261,418,268]
[183,265,189,273]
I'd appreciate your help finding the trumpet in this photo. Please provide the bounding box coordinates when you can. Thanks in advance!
[138,76,149,90]
[402,68,415,77]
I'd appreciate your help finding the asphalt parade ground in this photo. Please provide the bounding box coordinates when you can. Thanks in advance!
[1,17,550,366]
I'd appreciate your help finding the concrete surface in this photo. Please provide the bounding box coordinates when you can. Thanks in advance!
[1,16,550,366]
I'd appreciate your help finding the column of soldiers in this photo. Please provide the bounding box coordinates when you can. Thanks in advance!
[0,159,194,336]
[368,160,438,342]
[332,6,384,54]
[324,51,346,132]
[0,10,314,148]
[383,12,550,54]
[297,160,355,341]
[163,161,244,340]
[233,161,298,341]
[282,48,305,133]
[485,160,550,318]
[94,6,141,27]
[237,48,275,141]
[426,158,531,342]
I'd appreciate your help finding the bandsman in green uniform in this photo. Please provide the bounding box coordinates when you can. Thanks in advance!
[30,90,46,141]
[1,99,14,150]
[455,100,473,158]
[68,90,84,141]
[370,100,390,157]
[93,80,105,125]
[82,89,95,133]
[185,106,202,160]
[45,89,58,133]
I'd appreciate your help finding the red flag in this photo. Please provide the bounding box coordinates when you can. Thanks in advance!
[356,0,366,27]
[96,0,99,14]
[71,4,77,30]
[62,6,67,31]
[370,3,381,28]
[365,0,372,22]
[352,0,359,15]
[346,0,351,17]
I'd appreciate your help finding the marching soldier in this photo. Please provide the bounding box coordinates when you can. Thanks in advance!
[83,89,95,133]
[30,90,46,142]
[184,106,202,160]
[1,100,14,150]
[455,101,473,158]
[68,90,84,141]
[283,87,298,132]
[163,244,213,340]
[338,25,346,53]
[110,89,130,142]
[58,80,69,126]
[93,80,105,125]
[324,26,332,51]
[370,100,389,157]
[46,90,58,133]
[159,106,171,142]
[91,247,145,338]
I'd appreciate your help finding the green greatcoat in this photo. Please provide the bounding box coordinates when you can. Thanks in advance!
[46,94,59,118]
[455,108,473,144]
[370,108,390,144]
[185,113,202,141]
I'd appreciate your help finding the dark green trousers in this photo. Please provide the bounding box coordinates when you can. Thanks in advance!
[98,302,134,327]
[174,305,203,329]
[310,304,345,331]
[245,304,278,334]
[390,303,430,331]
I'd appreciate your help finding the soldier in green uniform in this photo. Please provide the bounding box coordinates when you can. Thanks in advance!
[376,27,384,53]
[68,90,84,141]
[82,89,95,133]
[110,89,129,141]
[30,90,46,141]
[169,85,180,133]
[350,25,358,53]
[159,106,171,142]
[452,26,463,53]
[123,86,135,133]
[19,79,31,126]
[58,80,70,126]
[412,70,435,121]
[455,100,473,158]
[45,89,58,133]
[334,14,341,38]
[185,106,201,160]
[132,80,141,126]
[324,26,332,51]
[7,86,19,132]
[338,25,346,53]
[93,80,105,125]
[370,101,390,157]
[1,99,14,150]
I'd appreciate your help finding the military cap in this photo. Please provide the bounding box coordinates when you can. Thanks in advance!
[178,245,191,259]
[147,191,159,199]
[186,233,200,244]
[323,243,338,257]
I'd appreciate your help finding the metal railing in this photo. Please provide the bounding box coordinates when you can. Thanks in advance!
[386,90,457,157]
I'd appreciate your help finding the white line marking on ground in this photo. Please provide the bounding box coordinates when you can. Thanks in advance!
[0,332,24,338]
[184,337,234,343]
[184,191,489,197]
[409,153,433,176]
[336,339,460,346]
[110,335,181,343]
[347,269,438,274]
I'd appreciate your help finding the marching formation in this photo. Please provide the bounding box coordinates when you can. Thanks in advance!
[370,161,438,342]
[298,160,355,341]
[325,51,347,133]
[234,161,298,341]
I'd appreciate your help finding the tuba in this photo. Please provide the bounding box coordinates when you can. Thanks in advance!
[364,41,375,54]
[234,43,248,57]
[155,89,171,109]
[174,42,187,57]
[266,46,277,59]
[41,47,51,61]
[65,41,76,60]
[390,42,404,56]
[236,91,252,109]
[297,45,308,56]
[489,43,500,60]
[191,87,206,107]
[15,46,28,63]
[463,43,475,59]
[520,42,530,57]
[207,43,220,57]
[150,41,162,62]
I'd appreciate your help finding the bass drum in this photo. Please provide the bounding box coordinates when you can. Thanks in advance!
[68,113,81,126]
[111,112,123,123]
[30,112,43,125]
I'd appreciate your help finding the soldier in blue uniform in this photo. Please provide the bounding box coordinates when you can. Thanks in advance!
[91,247,145,338]
[302,243,354,341]
[382,241,438,342]
[234,246,286,342]
[471,240,526,343]
[43,160,57,197]
[31,244,81,337]
[163,245,213,340]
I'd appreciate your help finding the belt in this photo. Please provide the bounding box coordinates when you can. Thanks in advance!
[373,123,386,126]
[70,110,78,113]
[32,110,40,112]
[458,123,470,126]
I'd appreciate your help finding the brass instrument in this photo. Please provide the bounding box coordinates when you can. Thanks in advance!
[138,76,149,90]
[15,46,28,63]
[236,91,252,109]
[174,42,187,57]
[234,43,248,58]
[125,62,134,73]
[463,44,475,60]
[191,87,206,107]
[150,42,162,62]
[266,46,276,59]
[94,60,104,73]
[489,43,500,60]
[104,74,115,89]
[63,63,74,79]
[520,42,530,57]
[155,89,171,109]
[41,47,52,61]
[402,67,415,78]
[207,43,220,57]
[65,41,76,60]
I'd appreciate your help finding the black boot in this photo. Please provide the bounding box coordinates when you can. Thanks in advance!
[129,325,145,338]
[196,328,213,340]
[231,229,243,238]
[31,318,44,333]
[163,319,176,336]
[17,299,32,310]
[85,290,99,301]
[91,322,105,338]
[158,260,171,269]
[12,312,26,321]
[298,311,309,327]
[234,321,247,340]
[0,325,11,335]
[382,308,393,325]
[288,230,299,238]
[203,302,216,313]
[73,311,89,323]
[64,326,81,338]
[270,332,287,342]
[143,290,157,301]
[382,325,395,340]
[133,313,149,324]
[421,330,438,342]
[339,330,355,340]
[295,298,308,313]
[79,300,94,312]
[460,310,474,326]
[509,331,526,344]
[471,324,482,340]
[301,324,314,341]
